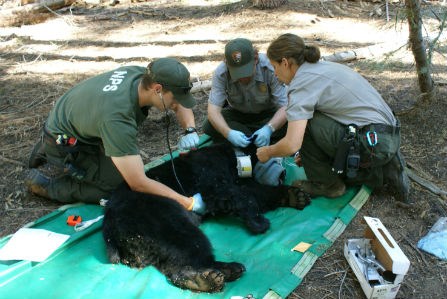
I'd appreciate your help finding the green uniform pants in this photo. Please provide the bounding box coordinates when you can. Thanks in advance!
[202,108,287,144]
[301,112,401,189]
[42,133,123,204]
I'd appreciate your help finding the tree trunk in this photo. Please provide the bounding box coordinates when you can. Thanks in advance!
[405,0,434,103]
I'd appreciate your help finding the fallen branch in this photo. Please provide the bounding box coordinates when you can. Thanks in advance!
[406,166,447,200]
[252,0,287,9]
[0,0,76,27]
[128,8,179,20]
[321,32,447,63]
[321,39,409,62]
[191,80,212,93]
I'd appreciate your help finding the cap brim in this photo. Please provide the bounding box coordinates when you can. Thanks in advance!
[175,92,196,109]
[227,60,255,80]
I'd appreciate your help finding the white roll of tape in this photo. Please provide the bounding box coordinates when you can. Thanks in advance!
[236,155,252,178]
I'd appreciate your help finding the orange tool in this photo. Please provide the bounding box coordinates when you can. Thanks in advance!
[67,215,82,226]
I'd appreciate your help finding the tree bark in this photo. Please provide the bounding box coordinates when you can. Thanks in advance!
[0,0,76,27]
[405,0,434,103]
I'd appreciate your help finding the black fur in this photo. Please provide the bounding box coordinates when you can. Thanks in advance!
[103,143,310,292]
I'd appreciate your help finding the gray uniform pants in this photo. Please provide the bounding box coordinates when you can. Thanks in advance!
[301,112,401,189]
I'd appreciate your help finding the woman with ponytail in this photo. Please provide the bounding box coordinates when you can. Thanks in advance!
[257,33,410,202]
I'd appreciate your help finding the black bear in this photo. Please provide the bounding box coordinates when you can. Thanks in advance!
[102,143,310,293]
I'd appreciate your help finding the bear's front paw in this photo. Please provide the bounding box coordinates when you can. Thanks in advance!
[245,214,270,234]
[287,188,311,210]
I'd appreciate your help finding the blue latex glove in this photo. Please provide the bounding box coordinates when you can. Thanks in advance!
[227,130,251,148]
[178,132,199,150]
[190,193,206,215]
[251,125,273,147]
[254,158,285,186]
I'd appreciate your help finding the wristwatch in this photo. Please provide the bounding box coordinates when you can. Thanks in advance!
[184,127,197,135]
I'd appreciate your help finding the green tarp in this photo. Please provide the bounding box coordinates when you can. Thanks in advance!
[0,137,371,299]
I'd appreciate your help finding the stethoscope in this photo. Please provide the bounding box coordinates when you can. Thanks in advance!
[158,92,187,195]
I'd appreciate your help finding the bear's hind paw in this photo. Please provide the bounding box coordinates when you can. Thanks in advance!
[171,268,225,293]
[214,261,246,282]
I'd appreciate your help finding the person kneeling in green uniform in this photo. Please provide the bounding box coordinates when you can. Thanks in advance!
[25,58,205,214]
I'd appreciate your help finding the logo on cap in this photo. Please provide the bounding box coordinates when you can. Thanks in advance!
[232,51,242,64]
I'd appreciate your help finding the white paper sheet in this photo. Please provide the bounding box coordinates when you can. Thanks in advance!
[0,228,70,262]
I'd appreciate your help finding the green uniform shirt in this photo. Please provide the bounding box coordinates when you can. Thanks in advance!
[46,66,148,157]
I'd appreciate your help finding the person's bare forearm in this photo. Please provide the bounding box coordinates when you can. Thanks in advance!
[112,155,193,209]
[208,104,231,138]
[257,119,307,162]
[138,178,192,209]
[271,138,298,156]
[266,107,287,131]
[257,136,296,163]
[174,104,196,129]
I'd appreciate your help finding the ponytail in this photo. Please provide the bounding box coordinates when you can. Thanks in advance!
[267,33,320,65]
[303,45,320,63]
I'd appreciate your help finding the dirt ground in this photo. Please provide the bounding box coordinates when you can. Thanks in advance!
[1,0,447,298]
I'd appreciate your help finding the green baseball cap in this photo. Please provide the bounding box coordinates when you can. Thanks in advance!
[225,38,255,80]
[149,58,196,108]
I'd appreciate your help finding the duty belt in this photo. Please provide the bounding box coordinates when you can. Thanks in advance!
[42,126,58,145]
[40,125,89,180]
[359,123,400,135]
[42,125,98,154]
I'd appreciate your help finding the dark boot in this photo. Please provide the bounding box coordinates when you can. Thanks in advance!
[383,150,410,202]
[292,178,346,198]
[28,139,46,168]
[25,169,51,199]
